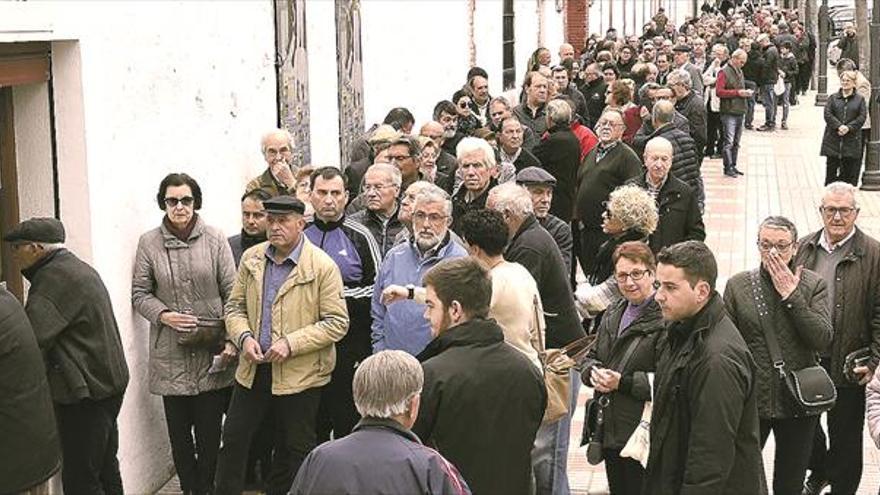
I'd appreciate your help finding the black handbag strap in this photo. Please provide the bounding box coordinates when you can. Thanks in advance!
[616,333,644,373]
[749,269,787,379]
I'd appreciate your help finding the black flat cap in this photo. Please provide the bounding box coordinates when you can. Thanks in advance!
[672,44,692,53]
[3,217,65,243]
[263,195,306,215]
[516,167,557,188]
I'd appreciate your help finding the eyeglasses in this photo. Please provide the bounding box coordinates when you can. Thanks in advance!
[819,206,858,218]
[757,241,793,252]
[615,269,651,284]
[265,146,291,157]
[413,212,448,224]
[362,183,396,193]
[164,196,195,208]
[387,155,412,162]
[458,101,471,108]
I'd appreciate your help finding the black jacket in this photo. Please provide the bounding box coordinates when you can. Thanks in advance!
[0,288,61,493]
[539,214,573,277]
[631,111,691,156]
[743,45,765,83]
[23,249,129,404]
[533,126,581,222]
[414,318,546,495]
[724,268,833,418]
[349,204,405,258]
[576,142,643,230]
[588,229,648,285]
[820,90,867,160]
[635,124,703,194]
[628,173,705,253]
[436,149,459,178]
[581,78,609,128]
[760,44,780,85]
[645,295,767,495]
[228,230,266,267]
[581,296,663,448]
[837,33,859,68]
[506,215,585,348]
[292,417,471,495]
[779,54,799,83]
[511,146,542,172]
[675,90,708,156]
[795,228,880,386]
[451,179,497,235]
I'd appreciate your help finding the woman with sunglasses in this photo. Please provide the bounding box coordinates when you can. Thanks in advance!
[452,89,481,137]
[132,173,237,495]
[580,241,663,494]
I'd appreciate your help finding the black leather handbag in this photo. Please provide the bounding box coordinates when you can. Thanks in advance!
[750,270,836,417]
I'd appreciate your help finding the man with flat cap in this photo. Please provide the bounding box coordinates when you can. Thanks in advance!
[4,217,129,494]
[516,166,573,276]
[672,44,704,96]
[215,195,349,495]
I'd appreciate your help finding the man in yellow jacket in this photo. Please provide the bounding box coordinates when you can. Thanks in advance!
[215,195,349,495]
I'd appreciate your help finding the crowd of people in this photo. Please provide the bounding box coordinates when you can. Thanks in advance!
[1,1,878,495]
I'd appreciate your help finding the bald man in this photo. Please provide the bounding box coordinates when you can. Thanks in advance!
[627,137,705,252]
[559,43,575,63]
[420,121,458,180]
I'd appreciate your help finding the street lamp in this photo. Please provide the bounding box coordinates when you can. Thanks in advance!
[815,0,830,106]
[859,0,880,190]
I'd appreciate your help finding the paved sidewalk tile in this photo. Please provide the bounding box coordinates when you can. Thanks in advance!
[570,85,880,494]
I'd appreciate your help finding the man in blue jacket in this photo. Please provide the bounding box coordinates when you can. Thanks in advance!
[371,187,467,356]
[290,350,470,494]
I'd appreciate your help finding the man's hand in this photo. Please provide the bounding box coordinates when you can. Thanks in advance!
[765,251,801,300]
[242,335,265,363]
[738,89,754,98]
[264,338,292,363]
[591,368,622,394]
[837,125,850,136]
[382,285,409,305]
[855,365,874,386]
[271,159,296,189]
[219,341,239,365]
[160,311,198,331]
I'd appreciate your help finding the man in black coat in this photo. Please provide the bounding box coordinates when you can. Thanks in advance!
[647,241,766,495]
[517,166,574,277]
[414,257,546,495]
[533,99,581,222]
[668,68,708,157]
[498,116,542,172]
[576,110,643,276]
[756,34,780,132]
[0,286,61,495]
[628,137,705,253]
[229,189,269,267]
[580,63,608,128]
[5,217,129,495]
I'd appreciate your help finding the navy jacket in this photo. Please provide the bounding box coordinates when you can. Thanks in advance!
[291,417,470,495]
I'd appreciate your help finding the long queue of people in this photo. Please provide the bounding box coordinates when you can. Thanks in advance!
[1,2,878,495]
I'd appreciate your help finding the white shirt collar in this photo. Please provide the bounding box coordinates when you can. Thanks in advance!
[819,227,856,253]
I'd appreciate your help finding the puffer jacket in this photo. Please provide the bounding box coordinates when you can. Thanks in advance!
[723,267,833,419]
[795,228,880,386]
[226,238,349,395]
[132,217,237,396]
[581,296,663,448]
[637,123,702,193]
[820,90,867,160]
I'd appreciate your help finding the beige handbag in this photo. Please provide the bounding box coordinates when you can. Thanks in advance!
[532,295,596,423]
[620,372,654,467]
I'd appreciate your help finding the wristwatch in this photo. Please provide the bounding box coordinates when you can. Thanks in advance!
[406,284,415,300]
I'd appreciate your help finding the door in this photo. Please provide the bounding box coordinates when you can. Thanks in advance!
[0,86,23,300]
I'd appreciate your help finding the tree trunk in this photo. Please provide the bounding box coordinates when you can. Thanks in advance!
[855,0,870,78]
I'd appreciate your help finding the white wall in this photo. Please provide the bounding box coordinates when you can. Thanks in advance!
[1,1,278,492]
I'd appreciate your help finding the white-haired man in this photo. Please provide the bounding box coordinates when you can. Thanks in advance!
[290,351,470,494]
[246,129,298,197]
[487,182,585,495]
[371,189,468,356]
[798,183,880,495]
[451,137,498,234]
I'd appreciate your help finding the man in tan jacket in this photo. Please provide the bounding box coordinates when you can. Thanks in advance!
[215,195,349,495]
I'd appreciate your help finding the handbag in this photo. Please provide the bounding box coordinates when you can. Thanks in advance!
[620,399,652,468]
[533,296,597,424]
[582,332,645,465]
[164,248,227,351]
[774,74,786,96]
[749,270,836,417]
[843,346,872,383]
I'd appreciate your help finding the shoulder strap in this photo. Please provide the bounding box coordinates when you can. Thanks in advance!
[615,333,644,373]
[749,269,787,378]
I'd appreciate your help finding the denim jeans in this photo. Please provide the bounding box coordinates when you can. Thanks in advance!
[533,369,581,495]
[781,82,791,124]
[760,83,777,127]
[720,113,744,172]
[744,80,757,126]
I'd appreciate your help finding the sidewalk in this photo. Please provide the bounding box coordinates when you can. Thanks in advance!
[570,82,880,494]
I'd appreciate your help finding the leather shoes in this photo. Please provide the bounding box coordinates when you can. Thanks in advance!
[734,168,745,175]
[756,125,774,132]
[802,476,829,495]
[723,169,738,177]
